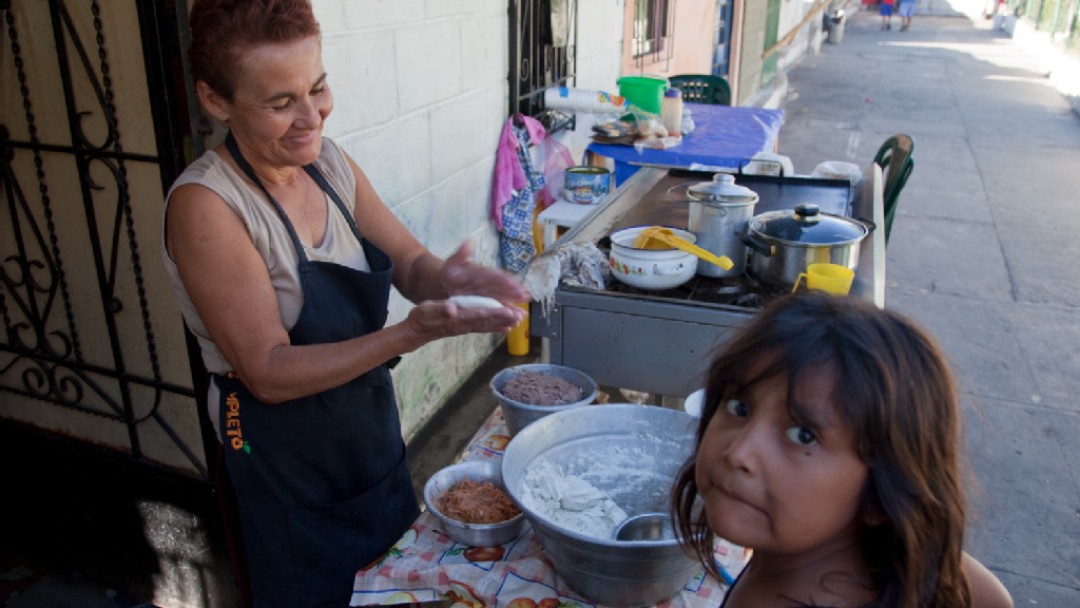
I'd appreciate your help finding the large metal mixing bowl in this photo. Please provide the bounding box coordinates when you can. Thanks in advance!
[502,404,700,608]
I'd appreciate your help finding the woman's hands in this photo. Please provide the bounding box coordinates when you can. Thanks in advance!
[390,241,531,351]
[397,298,525,352]
[439,241,531,304]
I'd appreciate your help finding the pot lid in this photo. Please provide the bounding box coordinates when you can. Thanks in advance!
[751,203,868,244]
[687,173,759,205]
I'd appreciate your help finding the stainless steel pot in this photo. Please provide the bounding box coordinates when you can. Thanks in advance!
[739,203,872,292]
[686,174,758,278]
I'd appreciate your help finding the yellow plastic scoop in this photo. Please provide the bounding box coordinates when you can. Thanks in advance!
[633,226,734,270]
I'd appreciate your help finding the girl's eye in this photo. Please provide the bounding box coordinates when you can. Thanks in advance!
[311,86,326,96]
[724,399,748,417]
[784,426,818,446]
[272,100,292,111]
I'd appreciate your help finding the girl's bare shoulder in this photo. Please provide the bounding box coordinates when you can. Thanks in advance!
[962,553,1014,608]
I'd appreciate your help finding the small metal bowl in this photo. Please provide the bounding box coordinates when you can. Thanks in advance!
[491,363,598,436]
[423,460,526,547]
[615,513,676,541]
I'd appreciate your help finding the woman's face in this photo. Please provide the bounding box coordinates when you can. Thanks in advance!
[218,36,332,168]
[694,364,870,559]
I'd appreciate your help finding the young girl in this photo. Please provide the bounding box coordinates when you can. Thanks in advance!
[672,293,1013,608]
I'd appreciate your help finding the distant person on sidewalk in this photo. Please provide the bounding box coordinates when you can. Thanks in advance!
[899,0,916,30]
[880,0,895,29]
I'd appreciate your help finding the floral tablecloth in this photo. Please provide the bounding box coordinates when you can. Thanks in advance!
[351,407,749,608]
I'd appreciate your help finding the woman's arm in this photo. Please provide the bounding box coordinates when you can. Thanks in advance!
[166,183,523,404]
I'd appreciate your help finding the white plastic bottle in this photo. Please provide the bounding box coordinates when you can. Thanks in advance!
[661,87,684,136]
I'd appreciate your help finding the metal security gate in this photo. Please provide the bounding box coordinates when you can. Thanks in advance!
[509,0,578,135]
[0,0,207,477]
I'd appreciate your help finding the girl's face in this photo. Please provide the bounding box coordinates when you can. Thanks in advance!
[214,36,332,168]
[695,364,870,559]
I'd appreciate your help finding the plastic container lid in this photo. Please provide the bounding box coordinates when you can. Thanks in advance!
[750,204,868,245]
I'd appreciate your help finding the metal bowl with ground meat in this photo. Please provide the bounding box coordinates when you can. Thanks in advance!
[423,460,526,547]
[490,364,598,436]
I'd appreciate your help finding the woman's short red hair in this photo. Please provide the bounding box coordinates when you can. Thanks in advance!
[187,0,321,100]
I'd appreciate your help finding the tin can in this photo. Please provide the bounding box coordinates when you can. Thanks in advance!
[564,167,611,205]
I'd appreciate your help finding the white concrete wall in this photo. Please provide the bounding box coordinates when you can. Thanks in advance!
[311,0,510,437]
[308,0,625,438]
[776,0,821,73]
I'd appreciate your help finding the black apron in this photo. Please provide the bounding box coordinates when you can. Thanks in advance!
[214,134,419,608]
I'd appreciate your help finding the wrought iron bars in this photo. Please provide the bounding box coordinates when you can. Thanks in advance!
[1,0,203,476]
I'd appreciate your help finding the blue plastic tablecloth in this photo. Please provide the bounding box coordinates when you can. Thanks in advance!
[587,103,785,186]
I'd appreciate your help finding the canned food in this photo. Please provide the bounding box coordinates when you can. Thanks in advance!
[564,167,611,205]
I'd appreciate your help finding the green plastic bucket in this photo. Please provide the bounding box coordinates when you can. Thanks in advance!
[617,75,669,114]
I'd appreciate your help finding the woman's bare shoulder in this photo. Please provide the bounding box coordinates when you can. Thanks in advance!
[962,552,1014,608]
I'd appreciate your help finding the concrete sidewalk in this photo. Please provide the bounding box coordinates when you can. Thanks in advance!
[777,2,1080,604]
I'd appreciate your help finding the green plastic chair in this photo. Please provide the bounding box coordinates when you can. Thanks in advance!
[668,74,731,106]
[873,134,914,244]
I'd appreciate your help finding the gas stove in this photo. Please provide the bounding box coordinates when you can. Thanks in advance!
[590,167,854,310]
[598,271,771,309]
[531,166,881,398]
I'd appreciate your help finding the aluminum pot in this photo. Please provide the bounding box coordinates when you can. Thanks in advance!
[609,226,698,290]
[686,173,758,278]
[502,404,700,607]
[739,203,872,292]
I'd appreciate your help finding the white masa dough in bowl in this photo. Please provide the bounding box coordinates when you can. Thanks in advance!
[520,459,628,539]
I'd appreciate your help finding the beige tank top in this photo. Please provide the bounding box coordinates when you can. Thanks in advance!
[161,138,370,376]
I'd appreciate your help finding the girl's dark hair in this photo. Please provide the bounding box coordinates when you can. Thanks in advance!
[187,0,321,100]
[672,292,972,608]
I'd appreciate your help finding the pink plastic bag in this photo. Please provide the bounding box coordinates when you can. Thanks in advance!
[537,136,576,207]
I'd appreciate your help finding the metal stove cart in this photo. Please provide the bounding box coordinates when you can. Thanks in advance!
[529,165,885,398]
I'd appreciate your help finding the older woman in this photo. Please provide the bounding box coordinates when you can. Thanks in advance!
[162,1,528,606]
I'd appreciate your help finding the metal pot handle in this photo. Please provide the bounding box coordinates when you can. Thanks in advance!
[738,232,774,257]
[854,216,877,232]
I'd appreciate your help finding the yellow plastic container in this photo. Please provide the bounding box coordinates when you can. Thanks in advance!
[792,263,855,295]
[507,302,531,356]
[617,75,669,114]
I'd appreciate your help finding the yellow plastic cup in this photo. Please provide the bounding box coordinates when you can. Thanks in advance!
[507,302,531,356]
[792,263,855,295]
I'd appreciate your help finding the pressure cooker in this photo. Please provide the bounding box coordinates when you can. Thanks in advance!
[739,203,873,292]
